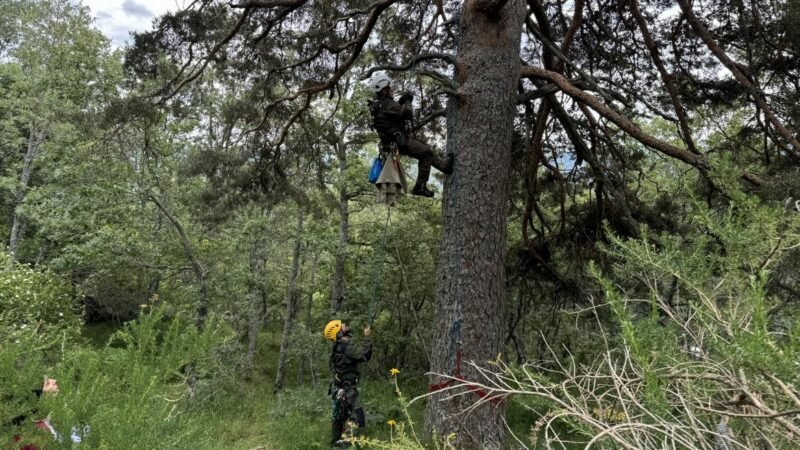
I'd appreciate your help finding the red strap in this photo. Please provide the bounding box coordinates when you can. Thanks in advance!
[427,351,504,404]
[428,378,454,392]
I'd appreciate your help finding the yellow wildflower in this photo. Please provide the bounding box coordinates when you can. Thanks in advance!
[389,368,400,376]
[386,419,397,427]
[139,304,149,309]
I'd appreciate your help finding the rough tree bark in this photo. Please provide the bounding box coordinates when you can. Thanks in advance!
[273,209,304,394]
[9,123,47,263]
[425,1,525,448]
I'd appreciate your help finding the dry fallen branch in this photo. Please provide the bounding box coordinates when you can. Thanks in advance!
[413,319,800,450]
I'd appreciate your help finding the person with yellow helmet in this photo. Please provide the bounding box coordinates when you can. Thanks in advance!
[324,320,372,447]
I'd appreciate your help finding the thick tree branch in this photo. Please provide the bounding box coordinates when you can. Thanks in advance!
[231,0,307,7]
[676,0,800,158]
[248,0,399,137]
[527,0,555,68]
[147,194,205,281]
[361,53,456,79]
[517,78,592,103]
[741,171,765,186]
[522,65,707,168]
[472,0,511,13]
[161,6,255,102]
[629,0,698,154]
[525,17,624,109]
[415,108,446,130]
[147,193,208,329]
[559,0,584,60]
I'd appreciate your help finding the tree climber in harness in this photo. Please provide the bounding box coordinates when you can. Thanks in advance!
[324,319,373,448]
[369,72,454,197]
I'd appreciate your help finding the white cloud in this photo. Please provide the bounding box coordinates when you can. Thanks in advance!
[122,0,153,18]
[81,0,183,47]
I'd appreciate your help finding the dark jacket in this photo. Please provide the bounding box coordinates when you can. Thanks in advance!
[371,93,413,140]
[330,336,372,384]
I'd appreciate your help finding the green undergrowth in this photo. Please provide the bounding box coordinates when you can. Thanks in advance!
[3,301,543,449]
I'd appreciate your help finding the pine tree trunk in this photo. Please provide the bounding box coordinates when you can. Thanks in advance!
[274,209,304,394]
[331,146,348,313]
[425,1,525,448]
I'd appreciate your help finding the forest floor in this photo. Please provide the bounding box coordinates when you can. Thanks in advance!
[81,323,540,450]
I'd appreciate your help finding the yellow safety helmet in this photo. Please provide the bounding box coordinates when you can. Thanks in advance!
[324,320,343,341]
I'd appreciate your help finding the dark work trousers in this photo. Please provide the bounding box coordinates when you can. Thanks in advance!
[400,137,449,186]
[331,384,365,446]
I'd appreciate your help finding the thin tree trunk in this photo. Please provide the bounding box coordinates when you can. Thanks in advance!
[425,1,525,448]
[274,209,304,394]
[147,274,161,301]
[245,294,261,376]
[295,250,307,386]
[147,192,207,400]
[246,224,269,378]
[331,144,349,314]
[148,194,208,330]
[308,252,319,386]
[9,124,47,263]
[296,251,319,387]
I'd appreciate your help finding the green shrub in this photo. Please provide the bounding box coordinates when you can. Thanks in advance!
[53,305,233,449]
[453,196,800,449]
[0,251,82,348]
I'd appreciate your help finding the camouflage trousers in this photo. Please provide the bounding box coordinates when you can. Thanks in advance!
[331,382,365,446]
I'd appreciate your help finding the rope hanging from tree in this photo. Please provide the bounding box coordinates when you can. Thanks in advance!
[366,206,392,326]
[367,0,431,326]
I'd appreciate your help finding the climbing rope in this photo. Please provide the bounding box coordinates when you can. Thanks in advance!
[365,1,430,326]
[366,206,392,326]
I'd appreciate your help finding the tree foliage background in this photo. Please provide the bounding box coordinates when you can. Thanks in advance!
[1,0,798,448]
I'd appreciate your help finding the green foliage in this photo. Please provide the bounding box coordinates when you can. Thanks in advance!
[4,0,800,448]
[0,333,48,443]
[0,251,81,347]
[3,304,233,449]
[576,190,800,446]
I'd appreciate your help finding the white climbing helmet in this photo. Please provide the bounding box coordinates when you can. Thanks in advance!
[369,73,392,93]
